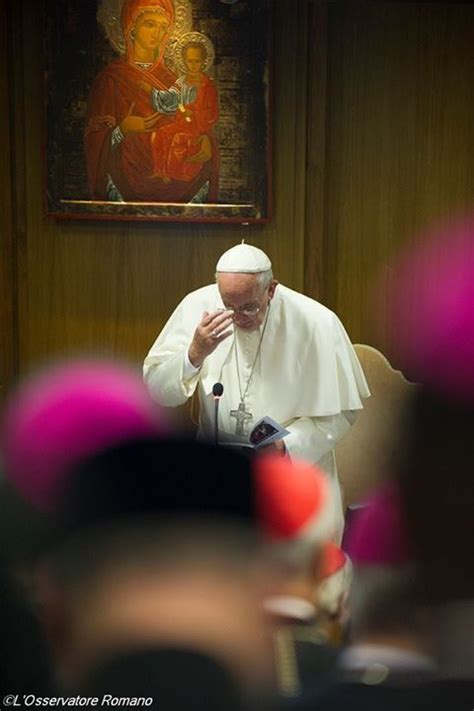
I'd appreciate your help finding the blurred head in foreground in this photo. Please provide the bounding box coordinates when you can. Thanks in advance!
[344,483,430,656]
[253,456,350,697]
[36,438,278,703]
[381,216,474,401]
[0,359,171,696]
[1,358,170,513]
[253,455,348,627]
[381,217,474,603]
[39,446,347,701]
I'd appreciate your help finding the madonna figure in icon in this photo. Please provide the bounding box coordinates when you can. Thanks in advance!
[84,0,219,204]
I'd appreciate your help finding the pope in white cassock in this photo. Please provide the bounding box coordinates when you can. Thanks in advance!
[144,244,370,539]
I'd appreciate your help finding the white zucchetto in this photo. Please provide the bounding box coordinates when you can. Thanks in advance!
[216,244,272,273]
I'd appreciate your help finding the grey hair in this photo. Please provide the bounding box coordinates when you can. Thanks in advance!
[215,269,273,293]
[256,269,274,291]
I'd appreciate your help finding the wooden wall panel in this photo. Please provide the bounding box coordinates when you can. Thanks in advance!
[0,0,16,400]
[322,2,474,352]
[305,1,328,301]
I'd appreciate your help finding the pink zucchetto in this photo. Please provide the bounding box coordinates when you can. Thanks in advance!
[1,359,169,512]
[345,482,412,567]
[382,216,474,404]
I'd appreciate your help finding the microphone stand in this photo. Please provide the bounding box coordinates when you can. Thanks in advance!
[212,383,224,446]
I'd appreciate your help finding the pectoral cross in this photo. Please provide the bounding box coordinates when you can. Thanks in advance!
[230,401,253,436]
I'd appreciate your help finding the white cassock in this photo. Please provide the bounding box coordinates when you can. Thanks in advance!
[144,283,370,540]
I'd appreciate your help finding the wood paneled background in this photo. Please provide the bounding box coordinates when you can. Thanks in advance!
[1,0,474,402]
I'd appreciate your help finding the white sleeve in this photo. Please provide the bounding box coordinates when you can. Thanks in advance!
[143,300,202,406]
[151,85,181,113]
[111,125,125,149]
[183,348,202,380]
[283,411,357,463]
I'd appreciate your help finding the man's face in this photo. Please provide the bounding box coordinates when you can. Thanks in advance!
[217,273,277,331]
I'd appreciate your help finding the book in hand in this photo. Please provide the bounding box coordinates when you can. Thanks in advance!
[220,416,289,450]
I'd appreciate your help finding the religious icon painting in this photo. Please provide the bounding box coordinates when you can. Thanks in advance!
[45,0,271,222]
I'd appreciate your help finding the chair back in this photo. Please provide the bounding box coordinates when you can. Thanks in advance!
[336,344,416,508]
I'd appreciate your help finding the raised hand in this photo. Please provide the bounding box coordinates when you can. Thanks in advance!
[188,310,233,368]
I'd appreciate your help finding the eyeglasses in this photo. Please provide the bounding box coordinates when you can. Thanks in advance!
[231,303,264,317]
[219,303,263,317]
[219,287,270,318]
[218,305,262,317]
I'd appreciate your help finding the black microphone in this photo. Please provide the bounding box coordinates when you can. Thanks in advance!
[212,383,224,446]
